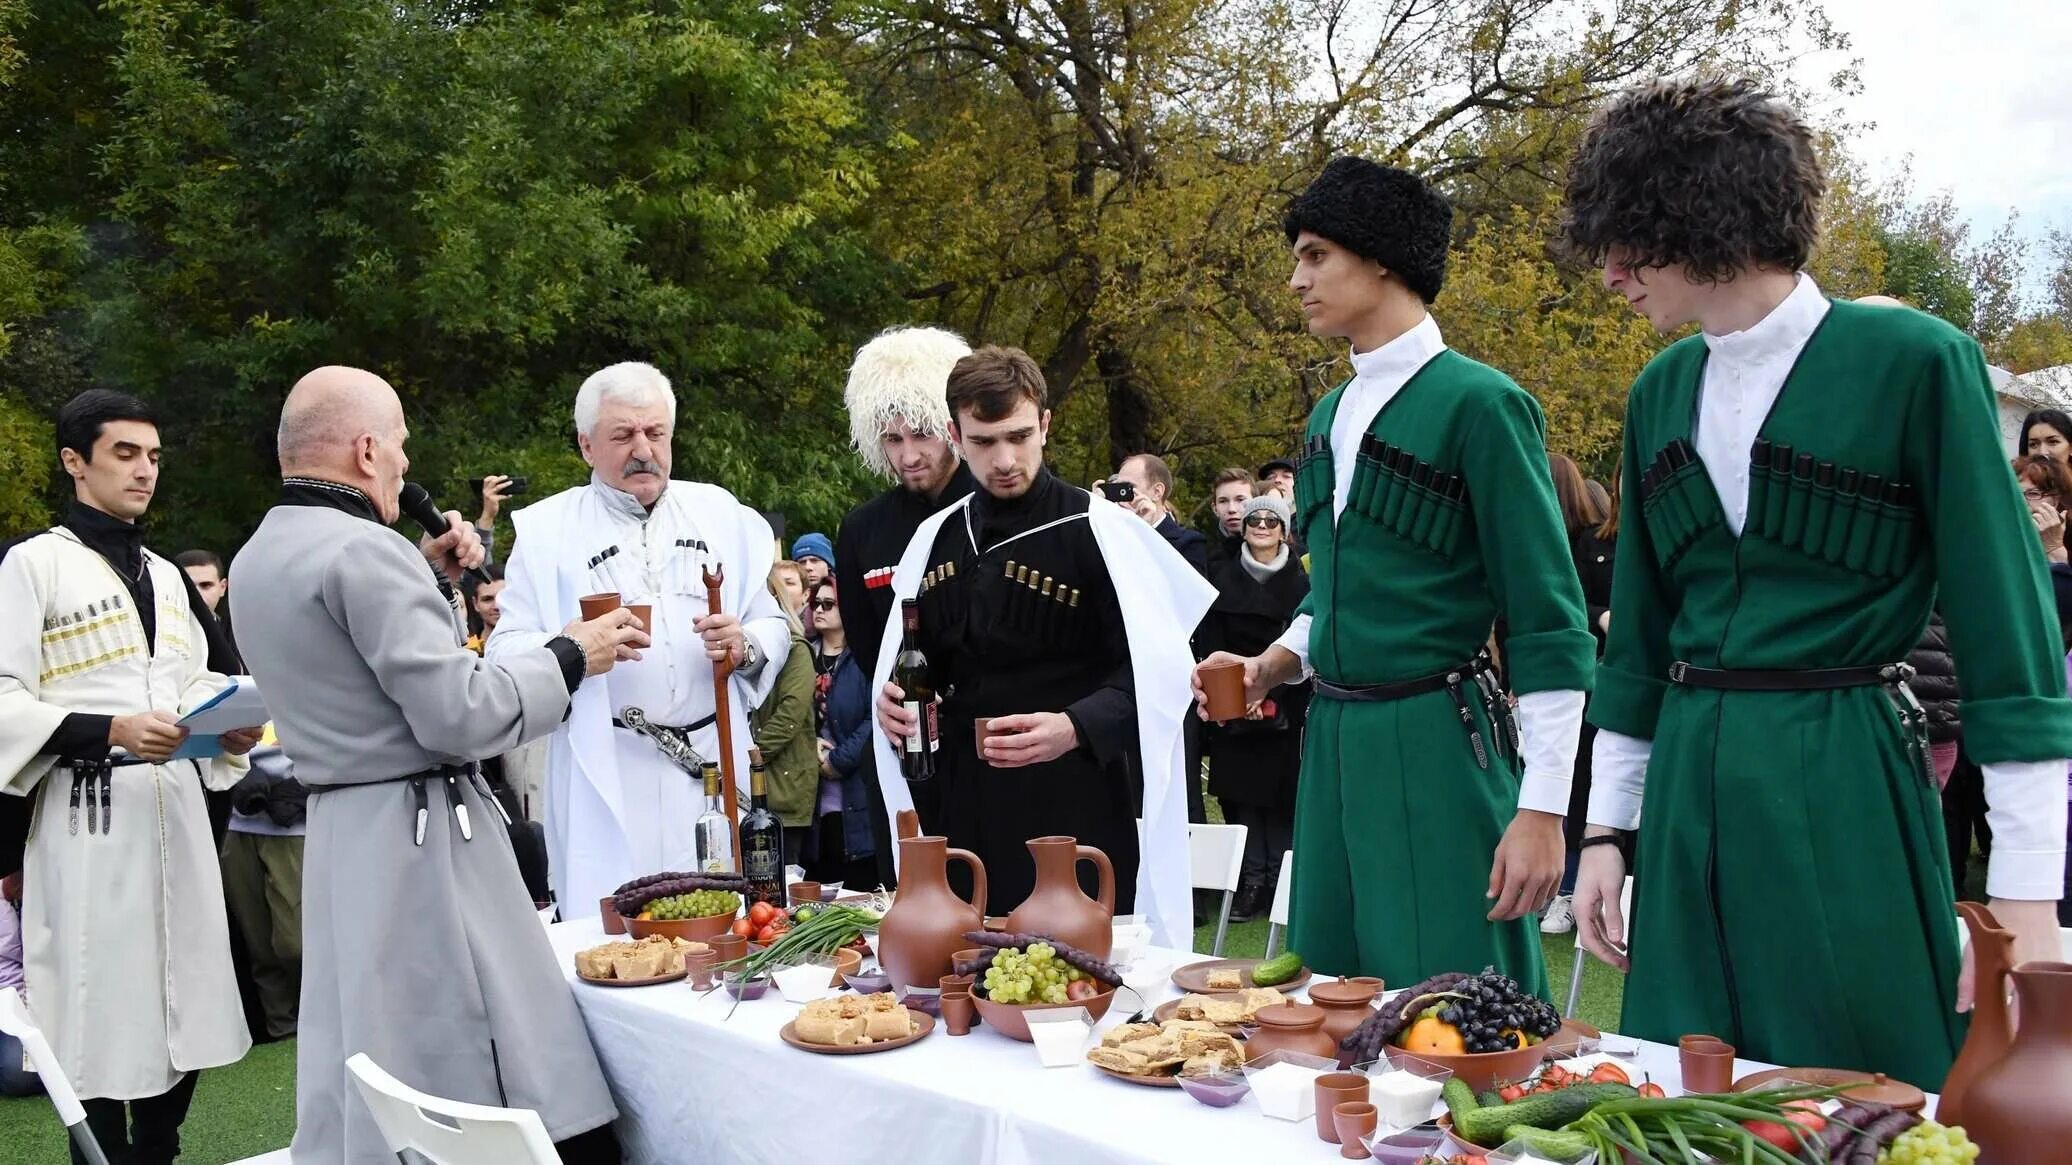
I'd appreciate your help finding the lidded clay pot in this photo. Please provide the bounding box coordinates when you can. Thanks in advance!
[1308,977,1383,1066]
[1246,1000,1337,1062]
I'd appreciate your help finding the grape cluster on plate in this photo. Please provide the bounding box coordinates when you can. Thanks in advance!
[1878,1120,1979,1164]
[643,890,739,920]
[982,941,1089,1004]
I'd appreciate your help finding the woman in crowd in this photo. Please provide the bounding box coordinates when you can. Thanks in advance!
[806,579,879,888]
[2011,454,2072,922]
[2018,409,2072,463]
[752,573,821,868]
[1198,493,1310,922]
[1540,453,1615,935]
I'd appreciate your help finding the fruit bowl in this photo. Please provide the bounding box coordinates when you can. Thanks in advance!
[970,987,1116,1041]
[1378,1019,1597,1092]
[626,911,735,942]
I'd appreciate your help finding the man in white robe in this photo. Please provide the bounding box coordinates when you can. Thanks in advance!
[0,390,256,1165]
[491,361,792,914]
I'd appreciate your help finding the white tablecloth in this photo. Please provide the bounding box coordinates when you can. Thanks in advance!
[547,922,1776,1165]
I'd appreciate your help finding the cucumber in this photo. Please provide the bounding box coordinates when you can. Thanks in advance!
[1477,1090,1504,1109]
[1442,1077,1480,1127]
[1503,1127,1594,1157]
[1250,951,1304,987]
[1456,1082,1637,1147]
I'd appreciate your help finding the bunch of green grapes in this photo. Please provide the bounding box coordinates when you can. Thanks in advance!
[648,890,739,920]
[981,942,1090,1004]
[1878,1122,1979,1165]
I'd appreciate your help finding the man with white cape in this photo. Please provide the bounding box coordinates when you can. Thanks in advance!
[491,361,791,914]
[872,347,1213,951]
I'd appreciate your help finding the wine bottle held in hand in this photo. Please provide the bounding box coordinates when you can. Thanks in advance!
[894,599,940,781]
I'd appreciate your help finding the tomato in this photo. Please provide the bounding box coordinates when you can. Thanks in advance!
[730,917,754,938]
[1497,1084,1527,1103]
[748,901,779,928]
[1589,1063,1632,1085]
[1637,1082,1666,1099]
[1065,978,1099,1001]
[1743,1106,1824,1152]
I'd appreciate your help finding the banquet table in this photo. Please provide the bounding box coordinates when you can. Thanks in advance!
[548,921,1784,1165]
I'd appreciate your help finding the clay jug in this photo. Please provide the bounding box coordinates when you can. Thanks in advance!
[1938,901,2018,1126]
[1960,961,2072,1164]
[877,836,987,994]
[1247,1000,1337,1063]
[1004,835,1115,959]
[1308,977,1383,1066]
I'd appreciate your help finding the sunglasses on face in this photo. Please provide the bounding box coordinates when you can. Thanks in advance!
[1243,514,1283,528]
[808,599,838,612]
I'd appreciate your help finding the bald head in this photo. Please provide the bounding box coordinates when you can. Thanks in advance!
[278,366,412,520]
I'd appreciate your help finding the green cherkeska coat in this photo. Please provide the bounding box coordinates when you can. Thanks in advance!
[1591,301,2072,1088]
[1290,349,1595,997]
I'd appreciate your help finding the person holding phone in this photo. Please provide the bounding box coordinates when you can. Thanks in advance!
[469,474,528,565]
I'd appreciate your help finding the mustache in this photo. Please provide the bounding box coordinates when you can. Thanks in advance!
[622,457,664,477]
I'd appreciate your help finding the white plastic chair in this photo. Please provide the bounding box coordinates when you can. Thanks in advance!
[1262,849,1295,959]
[346,1052,561,1165]
[1565,875,1635,1018]
[0,988,111,1165]
[1187,822,1247,956]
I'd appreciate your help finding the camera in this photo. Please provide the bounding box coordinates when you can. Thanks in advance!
[1100,480,1135,504]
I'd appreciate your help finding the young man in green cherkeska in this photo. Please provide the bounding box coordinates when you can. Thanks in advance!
[1193,157,1595,1002]
[1563,77,2070,1089]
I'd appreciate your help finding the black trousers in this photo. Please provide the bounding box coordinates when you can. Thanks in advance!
[1940,744,1990,892]
[74,1071,199,1165]
[1223,800,1294,891]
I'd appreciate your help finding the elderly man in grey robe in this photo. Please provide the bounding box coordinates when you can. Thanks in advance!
[231,366,648,1164]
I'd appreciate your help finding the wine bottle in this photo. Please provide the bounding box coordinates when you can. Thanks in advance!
[893,598,939,781]
[693,762,735,874]
[741,748,784,908]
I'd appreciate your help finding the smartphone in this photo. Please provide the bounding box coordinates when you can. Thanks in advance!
[1100,480,1135,504]
[469,476,530,498]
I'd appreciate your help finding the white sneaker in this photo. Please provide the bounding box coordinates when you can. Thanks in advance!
[1539,894,1575,935]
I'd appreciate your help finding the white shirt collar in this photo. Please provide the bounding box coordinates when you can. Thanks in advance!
[1347,314,1446,389]
[1700,274,1827,367]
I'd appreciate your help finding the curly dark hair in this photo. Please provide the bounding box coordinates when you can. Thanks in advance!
[1562,76,1824,282]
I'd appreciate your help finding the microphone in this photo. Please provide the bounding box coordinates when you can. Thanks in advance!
[398,482,451,539]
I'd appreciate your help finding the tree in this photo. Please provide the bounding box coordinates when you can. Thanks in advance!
[848,0,1844,503]
[0,0,903,550]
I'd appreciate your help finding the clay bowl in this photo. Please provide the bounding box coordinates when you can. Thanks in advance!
[1375,1015,1599,1086]
[626,912,736,942]
[828,946,865,987]
[1381,1026,1577,1093]
[970,987,1116,1041]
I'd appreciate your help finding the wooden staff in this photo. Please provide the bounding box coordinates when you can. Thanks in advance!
[703,564,742,856]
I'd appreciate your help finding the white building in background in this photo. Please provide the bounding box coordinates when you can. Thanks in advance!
[1995,364,2072,451]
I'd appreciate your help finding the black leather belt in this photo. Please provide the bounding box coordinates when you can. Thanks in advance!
[1667,661,1913,690]
[308,761,507,845]
[1669,660,1932,783]
[1315,654,1514,771]
[612,713,716,733]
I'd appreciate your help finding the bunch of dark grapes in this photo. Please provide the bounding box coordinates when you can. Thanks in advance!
[1435,968,1564,1054]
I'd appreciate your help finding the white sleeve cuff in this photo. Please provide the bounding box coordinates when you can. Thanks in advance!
[1514,689,1585,815]
[1273,614,1314,680]
[1981,758,2070,900]
[1587,729,1652,831]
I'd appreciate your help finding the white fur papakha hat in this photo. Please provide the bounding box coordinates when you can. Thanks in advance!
[844,325,972,479]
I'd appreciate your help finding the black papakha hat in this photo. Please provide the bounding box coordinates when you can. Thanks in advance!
[1283,157,1453,304]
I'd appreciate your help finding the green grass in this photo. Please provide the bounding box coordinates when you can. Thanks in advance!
[0,1037,297,1165]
